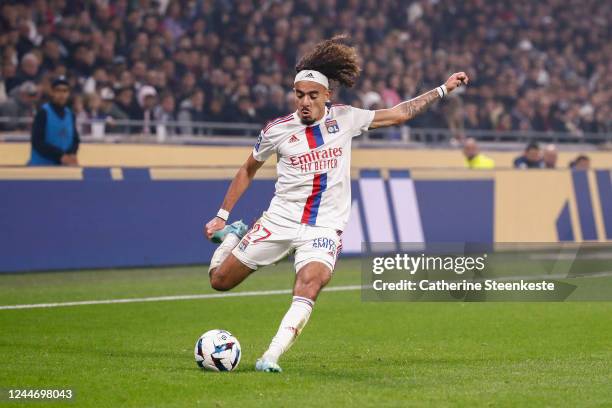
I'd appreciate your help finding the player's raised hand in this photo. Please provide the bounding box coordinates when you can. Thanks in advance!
[205,217,226,240]
[445,72,469,93]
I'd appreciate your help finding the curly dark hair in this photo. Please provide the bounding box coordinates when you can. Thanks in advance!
[295,35,361,88]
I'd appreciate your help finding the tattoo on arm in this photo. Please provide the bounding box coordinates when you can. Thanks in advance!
[398,89,440,122]
[370,88,442,129]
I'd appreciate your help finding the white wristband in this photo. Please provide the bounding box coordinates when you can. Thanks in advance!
[216,208,229,221]
[436,84,448,98]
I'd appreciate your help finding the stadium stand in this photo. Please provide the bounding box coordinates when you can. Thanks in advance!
[0,0,610,141]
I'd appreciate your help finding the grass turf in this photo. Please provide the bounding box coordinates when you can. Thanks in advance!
[0,259,611,407]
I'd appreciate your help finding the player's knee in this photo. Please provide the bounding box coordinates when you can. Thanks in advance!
[210,275,232,291]
[295,269,331,298]
[209,268,232,291]
[296,282,322,299]
[295,284,319,300]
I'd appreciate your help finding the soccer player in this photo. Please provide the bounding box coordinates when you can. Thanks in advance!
[205,36,468,372]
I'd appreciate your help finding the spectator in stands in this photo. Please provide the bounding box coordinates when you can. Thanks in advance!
[14,53,40,91]
[154,92,176,135]
[72,94,87,137]
[105,87,131,134]
[532,100,554,132]
[111,87,134,118]
[40,39,64,73]
[463,103,481,130]
[234,96,258,124]
[207,97,229,123]
[177,89,206,135]
[514,142,543,169]
[98,88,116,119]
[511,99,534,131]
[542,144,558,169]
[463,138,495,169]
[570,155,591,171]
[136,85,157,135]
[85,93,103,121]
[496,113,513,132]
[2,61,19,96]
[258,86,287,122]
[0,81,39,130]
[0,0,610,138]
[28,76,79,166]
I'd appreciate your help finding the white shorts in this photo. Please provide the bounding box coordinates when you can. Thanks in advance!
[231,211,343,273]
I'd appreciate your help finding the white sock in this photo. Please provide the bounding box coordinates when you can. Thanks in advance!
[262,296,314,363]
[208,234,240,275]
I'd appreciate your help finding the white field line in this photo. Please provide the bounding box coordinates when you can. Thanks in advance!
[0,285,364,311]
[3,270,612,311]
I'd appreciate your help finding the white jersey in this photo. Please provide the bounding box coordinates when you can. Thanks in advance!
[252,104,375,231]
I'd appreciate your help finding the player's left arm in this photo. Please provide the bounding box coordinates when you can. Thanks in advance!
[369,72,469,129]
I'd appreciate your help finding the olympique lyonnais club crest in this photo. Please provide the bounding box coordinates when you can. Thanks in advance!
[325,119,339,134]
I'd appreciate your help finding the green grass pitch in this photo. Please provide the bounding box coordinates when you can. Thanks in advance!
[0,259,611,407]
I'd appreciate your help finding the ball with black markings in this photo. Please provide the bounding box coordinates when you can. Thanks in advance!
[194,329,241,372]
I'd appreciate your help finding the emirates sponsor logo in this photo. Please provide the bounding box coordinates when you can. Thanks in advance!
[289,147,343,172]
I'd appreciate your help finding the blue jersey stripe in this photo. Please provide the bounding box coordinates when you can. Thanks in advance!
[312,125,325,147]
[308,172,328,224]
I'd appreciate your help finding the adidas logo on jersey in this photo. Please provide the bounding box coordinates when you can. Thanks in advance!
[288,135,300,143]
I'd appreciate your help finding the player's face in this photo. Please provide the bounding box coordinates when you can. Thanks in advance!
[51,85,70,106]
[294,81,330,125]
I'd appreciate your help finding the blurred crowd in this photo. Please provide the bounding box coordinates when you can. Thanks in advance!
[0,0,610,136]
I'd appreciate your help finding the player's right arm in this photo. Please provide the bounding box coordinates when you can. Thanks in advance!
[369,72,469,129]
[205,153,265,239]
